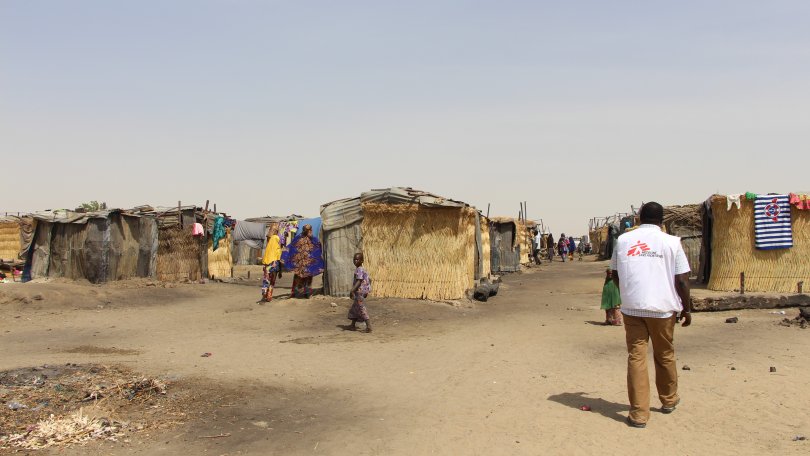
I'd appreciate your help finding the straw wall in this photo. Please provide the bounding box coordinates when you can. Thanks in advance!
[481,216,491,277]
[517,221,532,265]
[207,231,233,279]
[157,227,202,281]
[0,221,21,261]
[590,226,610,259]
[708,197,810,292]
[362,203,476,300]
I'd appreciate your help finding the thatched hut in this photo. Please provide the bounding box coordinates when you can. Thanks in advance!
[662,205,702,278]
[321,187,489,300]
[704,194,810,293]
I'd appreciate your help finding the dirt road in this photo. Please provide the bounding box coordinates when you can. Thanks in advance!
[1,259,808,455]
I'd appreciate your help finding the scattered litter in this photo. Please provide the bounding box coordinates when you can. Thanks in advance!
[770,311,787,315]
[770,366,777,373]
[682,365,691,371]
[725,317,739,324]
[330,302,337,308]
[779,308,809,328]
[0,364,175,451]
[579,405,591,411]
[119,378,167,401]
[2,408,124,450]
[200,433,231,439]
[7,402,27,411]
[201,352,212,358]
[793,436,806,441]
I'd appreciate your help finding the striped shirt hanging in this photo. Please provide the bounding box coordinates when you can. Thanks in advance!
[754,194,793,250]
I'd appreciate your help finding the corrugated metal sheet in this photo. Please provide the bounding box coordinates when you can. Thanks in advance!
[321,197,362,232]
[490,222,521,272]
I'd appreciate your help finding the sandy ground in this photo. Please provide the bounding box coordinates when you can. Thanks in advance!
[1,258,808,455]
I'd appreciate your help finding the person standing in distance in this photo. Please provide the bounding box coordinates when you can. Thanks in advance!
[611,202,692,428]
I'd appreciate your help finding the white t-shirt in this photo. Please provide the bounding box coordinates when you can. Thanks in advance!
[610,224,690,316]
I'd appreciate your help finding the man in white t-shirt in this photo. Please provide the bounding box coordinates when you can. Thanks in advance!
[533,230,544,264]
[610,202,692,428]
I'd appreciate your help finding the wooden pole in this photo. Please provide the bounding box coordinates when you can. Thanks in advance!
[740,272,745,294]
[178,201,183,229]
[486,204,490,219]
[799,281,804,294]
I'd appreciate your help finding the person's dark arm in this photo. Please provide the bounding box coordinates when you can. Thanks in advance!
[612,270,620,289]
[674,272,691,327]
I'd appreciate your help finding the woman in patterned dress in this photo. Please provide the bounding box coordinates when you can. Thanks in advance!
[348,252,372,332]
[283,224,325,298]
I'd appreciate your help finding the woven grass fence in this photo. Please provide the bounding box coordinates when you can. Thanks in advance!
[207,231,232,279]
[157,227,202,281]
[481,216,491,277]
[708,196,810,293]
[362,203,477,301]
[516,221,532,265]
[590,226,609,258]
[0,221,21,260]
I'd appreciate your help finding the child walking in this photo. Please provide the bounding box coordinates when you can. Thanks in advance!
[348,252,372,332]
[601,268,623,325]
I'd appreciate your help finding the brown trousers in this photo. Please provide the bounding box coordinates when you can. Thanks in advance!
[624,314,680,423]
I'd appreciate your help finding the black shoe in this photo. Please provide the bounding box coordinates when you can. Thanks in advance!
[661,399,680,414]
[626,417,646,428]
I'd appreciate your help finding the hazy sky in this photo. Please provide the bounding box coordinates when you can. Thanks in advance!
[3,1,810,236]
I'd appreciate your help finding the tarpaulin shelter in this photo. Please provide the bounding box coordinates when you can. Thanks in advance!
[23,205,217,283]
[230,215,302,266]
[321,187,490,300]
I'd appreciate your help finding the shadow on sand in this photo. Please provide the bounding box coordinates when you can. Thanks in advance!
[547,392,627,424]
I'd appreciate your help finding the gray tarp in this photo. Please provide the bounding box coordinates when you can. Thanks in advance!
[322,221,362,297]
[233,221,268,249]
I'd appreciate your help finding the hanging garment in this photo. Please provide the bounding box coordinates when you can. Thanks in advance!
[745,192,758,200]
[754,194,793,250]
[212,216,226,251]
[726,194,743,210]
[192,223,204,237]
[262,234,282,265]
[789,193,810,210]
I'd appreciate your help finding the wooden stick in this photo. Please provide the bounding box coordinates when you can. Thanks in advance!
[740,272,745,294]
[200,433,231,439]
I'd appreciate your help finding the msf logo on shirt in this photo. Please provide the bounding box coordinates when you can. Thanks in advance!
[626,240,664,258]
[627,241,650,256]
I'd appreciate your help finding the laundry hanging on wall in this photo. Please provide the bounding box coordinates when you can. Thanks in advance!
[754,194,793,250]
